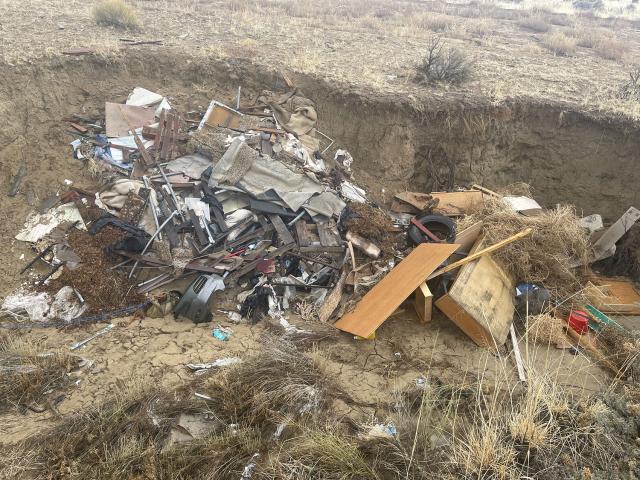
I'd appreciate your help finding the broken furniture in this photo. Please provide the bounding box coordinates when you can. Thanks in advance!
[435,236,515,348]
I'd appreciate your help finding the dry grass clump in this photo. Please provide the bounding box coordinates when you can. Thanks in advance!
[93,0,139,30]
[412,12,454,32]
[542,31,578,56]
[525,313,573,348]
[452,423,517,479]
[469,190,591,298]
[519,15,550,32]
[597,326,640,378]
[593,37,627,60]
[574,27,611,48]
[0,334,75,412]
[219,336,335,425]
[22,380,264,479]
[415,36,473,86]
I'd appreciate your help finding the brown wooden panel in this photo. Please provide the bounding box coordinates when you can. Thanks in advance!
[334,243,459,338]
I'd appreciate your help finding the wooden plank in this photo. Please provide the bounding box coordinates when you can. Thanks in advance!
[155,108,166,159]
[428,228,532,280]
[317,222,341,247]
[455,221,483,254]
[107,103,155,137]
[318,271,347,322]
[300,245,345,254]
[592,207,640,261]
[435,237,514,348]
[414,282,433,324]
[431,191,485,216]
[295,221,312,246]
[334,243,459,338]
[206,104,241,129]
[188,210,208,246]
[269,214,295,245]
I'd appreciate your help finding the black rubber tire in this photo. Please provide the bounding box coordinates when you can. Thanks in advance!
[408,214,457,245]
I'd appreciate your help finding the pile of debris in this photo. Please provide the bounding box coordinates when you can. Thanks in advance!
[3,80,640,379]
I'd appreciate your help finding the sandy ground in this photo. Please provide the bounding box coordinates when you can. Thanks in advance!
[0,0,639,121]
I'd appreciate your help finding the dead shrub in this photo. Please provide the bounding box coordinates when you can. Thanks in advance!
[617,66,640,101]
[93,0,140,30]
[542,32,577,56]
[415,36,473,86]
[0,334,75,412]
[519,15,550,32]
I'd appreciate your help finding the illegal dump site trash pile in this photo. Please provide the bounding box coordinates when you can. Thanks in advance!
[3,81,640,384]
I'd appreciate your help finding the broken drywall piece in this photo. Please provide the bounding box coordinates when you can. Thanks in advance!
[16,202,86,243]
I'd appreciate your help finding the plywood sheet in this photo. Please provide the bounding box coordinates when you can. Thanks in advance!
[435,238,514,348]
[105,102,156,138]
[334,243,459,337]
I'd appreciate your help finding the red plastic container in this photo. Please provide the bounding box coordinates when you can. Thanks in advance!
[567,310,590,334]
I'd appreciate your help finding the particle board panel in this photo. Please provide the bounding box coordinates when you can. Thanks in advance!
[334,243,459,338]
[435,240,514,348]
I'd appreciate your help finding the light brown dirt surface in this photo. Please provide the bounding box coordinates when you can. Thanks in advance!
[1,1,640,479]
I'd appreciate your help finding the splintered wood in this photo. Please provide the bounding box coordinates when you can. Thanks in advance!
[156,109,180,163]
[334,243,459,338]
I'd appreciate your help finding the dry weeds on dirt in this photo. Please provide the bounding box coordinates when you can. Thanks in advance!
[0,0,639,120]
[1,334,636,480]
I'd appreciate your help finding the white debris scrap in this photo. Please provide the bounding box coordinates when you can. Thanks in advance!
[340,180,367,203]
[186,357,242,375]
[16,202,86,243]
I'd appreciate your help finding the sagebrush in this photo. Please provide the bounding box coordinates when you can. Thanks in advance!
[93,0,139,30]
[415,36,473,86]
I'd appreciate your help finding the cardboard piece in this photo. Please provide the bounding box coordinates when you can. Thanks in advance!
[105,102,156,138]
[592,207,640,261]
[334,243,459,338]
[414,282,433,323]
[393,190,484,216]
[435,237,515,348]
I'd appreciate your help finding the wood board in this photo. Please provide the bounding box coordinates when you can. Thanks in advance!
[586,277,640,315]
[334,243,459,338]
[435,237,515,348]
[414,282,433,324]
[393,191,484,216]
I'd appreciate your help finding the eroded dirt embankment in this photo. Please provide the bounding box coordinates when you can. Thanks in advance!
[1,50,639,296]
